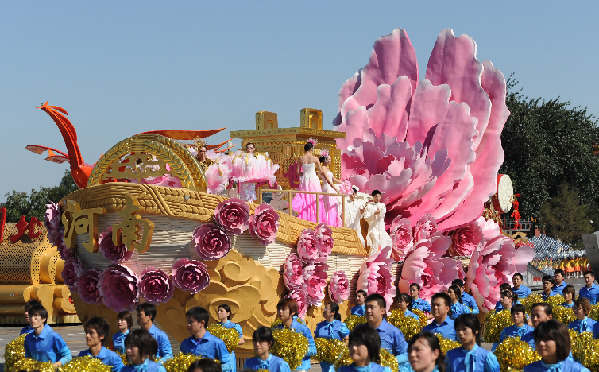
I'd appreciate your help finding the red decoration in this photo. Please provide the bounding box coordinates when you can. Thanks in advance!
[10,215,43,243]
[0,207,6,243]
[511,194,521,230]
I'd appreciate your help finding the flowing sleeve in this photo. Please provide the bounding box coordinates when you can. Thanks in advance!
[157,332,173,363]
[485,351,500,372]
[302,325,317,357]
[233,323,243,339]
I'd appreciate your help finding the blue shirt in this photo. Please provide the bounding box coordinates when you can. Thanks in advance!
[244,354,291,372]
[20,325,34,335]
[180,330,232,370]
[520,330,535,349]
[512,285,531,299]
[562,302,575,309]
[593,321,599,339]
[351,304,365,316]
[579,284,599,305]
[446,345,500,372]
[495,299,521,311]
[492,324,534,351]
[568,317,597,334]
[461,293,479,315]
[374,319,408,356]
[524,358,590,372]
[411,298,431,313]
[315,320,350,340]
[423,317,457,341]
[273,319,316,371]
[112,330,129,355]
[24,324,72,365]
[221,320,242,372]
[338,362,392,372]
[542,290,560,301]
[148,325,172,363]
[121,359,166,372]
[553,281,567,294]
[450,303,471,320]
[404,310,419,320]
[79,346,125,372]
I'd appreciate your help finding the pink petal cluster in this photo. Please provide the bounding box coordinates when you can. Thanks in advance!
[335,28,509,232]
[466,217,535,310]
[139,267,174,304]
[98,264,139,312]
[357,247,396,309]
[192,223,231,260]
[76,269,102,304]
[413,214,438,242]
[315,223,334,257]
[172,258,210,294]
[45,202,70,259]
[337,181,354,197]
[329,271,350,303]
[205,162,232,195]
[448,220,483,258]
[303,259,329,307]
[288,290,307,318]
[297,230,319,261]
[99,228,133,263]
[283,254,304,290]
[62,258,83,289]
[249,203,280,245]
[214,198,250,234]
[390,217,413,261]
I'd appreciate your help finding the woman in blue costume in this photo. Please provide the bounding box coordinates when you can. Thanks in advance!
[568,298,597,334]
[492,304,533,351]
[244,327,291,372]
[447,285,471,321]
[272,298,316,371]
[561,285,576,309]
[217,304,244,372]
[394,293,420,321]
[407,331,446,372]
[524,320,589,371]
[446,314,499,372]
[122,329,166,372]
[314,302,350,372]
[338,324,391,372]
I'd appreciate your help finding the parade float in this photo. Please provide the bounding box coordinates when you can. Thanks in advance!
[22,28,536,359]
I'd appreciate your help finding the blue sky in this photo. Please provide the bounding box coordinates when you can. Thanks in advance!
[1,1,597,202]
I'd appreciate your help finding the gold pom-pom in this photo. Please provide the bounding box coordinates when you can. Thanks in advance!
[570,331,599,370]
[315,338,346,364]
[553,304,576,325]
[4,334,26,372]
[436,334,460,355]
[387,309,422,340]
[333,348,398,372]
[483,309,513,343]
[521,293,542,313]
[271,328,309,370]
[163,353,217,372]
[494,336,541,371]
[589,304,599,321]
[344,315,366,331]
[117,351,129,366]
[58,355,112,372]
[546,295,565,308]
[207,324,240,353]
[411,308,428,329]
[11,357,54,372]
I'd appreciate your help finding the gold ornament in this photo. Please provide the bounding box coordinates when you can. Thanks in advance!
[411,308,428,329]
[552,304,576,325]
[271,328,309,370]
[493,336,541,371]
[483,309,513,343]
[521,294,542,314]
[315,338,346,364]
[546,295,565,308]
[571,331,599,370]
[387,309,422,340]
[58,355,112,372]
[589,304,599,321]
[436,334,461,355]
[163,353,219,372]
[4,334,26,372]
[344,315,366,331]
[333,348,398,372]
[207,324,240,353]
[10,357,54,372]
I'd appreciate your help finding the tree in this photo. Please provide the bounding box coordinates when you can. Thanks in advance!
[1,170,78,223]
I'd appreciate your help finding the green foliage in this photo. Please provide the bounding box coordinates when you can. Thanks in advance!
[1,170,78,223]
[540,184,592,247]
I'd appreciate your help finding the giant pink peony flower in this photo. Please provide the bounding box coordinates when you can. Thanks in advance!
[335,28,509,232]
[283,253,304,290]
[214,198,250,234]
[172,258,210,294]
[413,214,438,242]
[303,259,329,307]
[99,228,133,263]
[315,223,334,258]
[297,229,319,262]
[448,219,483,258]
[76,269,101,304]
[357,247,396,309]
[62,258,83,289]
[98,264,139,312]
[139,267,174,304]
[465,217,535,310]
[329,271,350,303]
[192,223,231,260]
[390,217,413,261]
[249,203,280,245]
[205,162,232,195]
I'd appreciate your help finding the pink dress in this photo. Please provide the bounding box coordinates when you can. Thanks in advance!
[321,170,341,227]
[292,163,322,222]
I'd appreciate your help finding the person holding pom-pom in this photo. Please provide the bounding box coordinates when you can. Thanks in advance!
[217,304,244,372]
[113,311,133,355]
[79,316,124,371]
[445,314,499,371]
[273,298,316,371]
[315,302,350,372]
[122,329,166,372]
[244,327,291,372]
[568,298,597,333]
[23,304,72,369]
[408,331,446,372]
[492,304,533,351]
[338,324,391,372]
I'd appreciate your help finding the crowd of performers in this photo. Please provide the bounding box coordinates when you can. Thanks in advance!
[15,268,599,371]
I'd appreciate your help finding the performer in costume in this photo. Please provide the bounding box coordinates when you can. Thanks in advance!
[553,269,568,294]
[497,290,516,313]
[292,139,324,223]
[121,329,167,372]
[521,303,553,349]
[568,298,597,333]
[314,302,350,372]
[338,325,392,372]
[273,298,316,371]
[78,316,125,372]
[511,273,532,299]
[113,311,132,355]
[394,293,419,320]
[244,327,291,372]
[452,279,478,315]
[361,190,392,255]
[407,331,446,372]
[447,285,471,320]
[423,293,457,341]
[195,140,214,171]
[351,290,367,316]
[445,314,500,372]
[319,151,341,227]
[137,304,172,364]
[24,304,72,368]
[541,276,559,301]
[217,304,244,372]
[410,283,431,313]
[345,186,366,245]
[238,142,257,202]
[20,299,41,335]
[493,304,533,351]
[579,271,599,304]
[188,359,223,372]
[561,285,575,309]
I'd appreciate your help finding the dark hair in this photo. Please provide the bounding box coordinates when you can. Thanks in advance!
[217,304,232,320]
[501,289,515,305]
[531,303,553,317]
[27,304,48,324]
[319,156,326,164]
[186,306,210,327]
[365,293,386,310]
[398,293,412,311]
[349,325,381,363]
[85,316,110,346]
[512,273,524,281]
[534,320,571,361]
[277,298,299,317]
[584,270,595,278]
[137,303,157,322]
[410,283,421,290]
[304,142,314,152]
[356,289,367,297]
[574,298,591,316]
[562,285,576,297]
[511,304,527,317]
[327,302,342,321]
[125,329,158,361]
[408,331,446,372]
[245,142,255,150]
[499,283,511,292]
[448,285,463,304]
[371,190,381,197]
[432,292,451,308]
[451,279,464,288]
[554,269,565,277]
[454,314,482,346]
[542,275,555,285]
[252,326,275,346]
[24,300,42,313]
[187,358,222,372]
[117,311,133,329]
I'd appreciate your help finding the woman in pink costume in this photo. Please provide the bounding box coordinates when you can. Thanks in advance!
[319,151,341,226]
[292,139,324,223]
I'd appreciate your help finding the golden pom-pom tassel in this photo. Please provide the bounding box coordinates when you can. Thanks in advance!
[436,334,460,355]
[163,353,217,372]
[11,357,54,372]
[553,304,576,325]
[483,309,513,343]
[271,328,309,370]
[207,324,240,353]
[411,308,428,329]
[589,304,599,321]
[387,309,422,340]
[570,331,599,370]
[315,338,346,364]
[344,315,366,331]
[58,355,112,371]
[545,295,565,308]
[4,334,26,372]
[521,293,542,313]
[494,336,541,371]
[333,348,398,372]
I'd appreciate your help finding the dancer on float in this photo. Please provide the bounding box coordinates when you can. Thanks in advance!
[512,273,532,299]
[446,285,471,320]
[446,314,499,372]
[410,284,431,313]
[244,327,291,372]
[360,190,391,255]
[422,293,456,341]
[314,302,350,372]
[292,139,324,223]
[78,316,125,371]
[394,293,419,320]
[217,304,244,372]
[524,320,590,372]
[561,285,575,309]
[345,186,366,245]
[568,298,597,333]
[319,150,341,227]
[338,324,392,372]
[579,271,599,304]
[113,311,133,355]
[273,298,316,371]
[451,280,478,315]
[122,329,166,372]
[407,331,446,372]
[238,142,257,202]
[493,304,533,351]
[351,290,367,316]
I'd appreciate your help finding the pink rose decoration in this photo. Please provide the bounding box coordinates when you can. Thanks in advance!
[192,223,231,260]
[329,271,350,303]
[283,253,304,290]
[288,290,307,318]
[315,223,333,239]
[214,198,250,234]
[315,223,334,257]
[390,217,413,261]
[76,269,101,304]
[413,214,438,242]
[140,267,174,304]
[303,259,329,307]
[249,203,280,245]
[172,258,210,294]
[62,258,83,289]
[205,162,231,195]
[99,228,133,263]
[297,229,319,261]
[448,220,483,258]
[98,264,139,312]
[338,181,353,196]
[357,247,396,310]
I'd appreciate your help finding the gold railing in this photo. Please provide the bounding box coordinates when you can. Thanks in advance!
[258,188,347,226]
